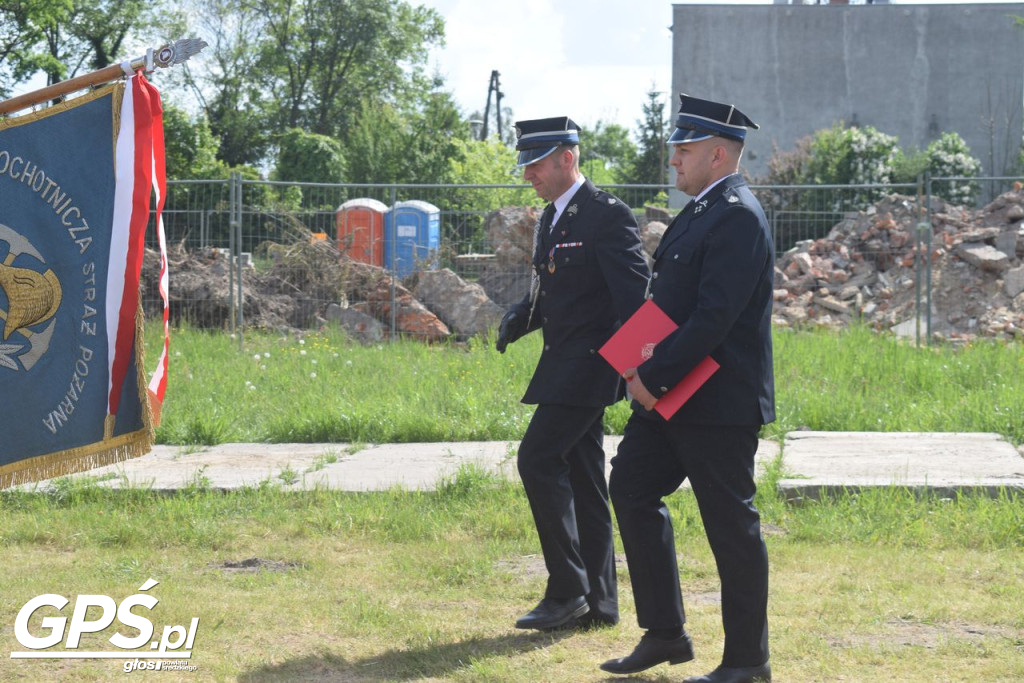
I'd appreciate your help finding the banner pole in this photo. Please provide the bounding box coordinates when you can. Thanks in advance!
[0,38,207,116]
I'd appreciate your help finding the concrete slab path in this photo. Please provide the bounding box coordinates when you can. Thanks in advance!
[20,432,1023,497]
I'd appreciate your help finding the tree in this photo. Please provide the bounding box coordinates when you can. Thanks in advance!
[631,88,669,188]
[37,0,156,87]
[445,136,524,251]
[176,0,272,168]
[344,81,469,185]
[579,120,637,185]
[249,0,444,140]
[0,0,71,98]
[161,104,227,180]
[173,0,447,171]
[275,127,346,183]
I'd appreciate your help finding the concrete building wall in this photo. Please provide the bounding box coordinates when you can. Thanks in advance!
[670,2,1024,181]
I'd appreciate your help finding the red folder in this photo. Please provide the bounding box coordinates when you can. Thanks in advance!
[599,299,720,419]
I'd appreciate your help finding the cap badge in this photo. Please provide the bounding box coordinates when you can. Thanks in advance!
[694,199,709,215]
[727,194,739,204]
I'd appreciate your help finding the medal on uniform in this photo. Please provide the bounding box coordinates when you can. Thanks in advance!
[548,246,556,273]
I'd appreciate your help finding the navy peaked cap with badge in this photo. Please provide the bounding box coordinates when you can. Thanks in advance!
[514,116,581,166]
[667,94,759,145]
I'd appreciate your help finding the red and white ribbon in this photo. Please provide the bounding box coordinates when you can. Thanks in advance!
[108,70,170,427]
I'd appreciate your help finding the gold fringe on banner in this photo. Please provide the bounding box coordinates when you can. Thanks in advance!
[0,427,152,490]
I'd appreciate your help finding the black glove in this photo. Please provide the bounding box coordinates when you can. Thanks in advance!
[496,310,524,353]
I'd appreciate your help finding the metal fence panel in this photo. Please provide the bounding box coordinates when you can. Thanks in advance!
[142,176,1022,346]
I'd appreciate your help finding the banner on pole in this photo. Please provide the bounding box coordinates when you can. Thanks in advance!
[0,72,169,488]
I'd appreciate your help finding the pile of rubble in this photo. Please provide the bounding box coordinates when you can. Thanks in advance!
[772,190,1024,341]
[141,239,503,343]
[143,189,1024,344]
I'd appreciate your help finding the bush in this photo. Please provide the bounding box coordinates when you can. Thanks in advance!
[803,123,899,210]
[925,132,982,206]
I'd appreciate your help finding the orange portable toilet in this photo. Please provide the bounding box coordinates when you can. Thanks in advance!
[335,198,387,266]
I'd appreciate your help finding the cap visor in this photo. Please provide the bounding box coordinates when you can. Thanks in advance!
[517,146,557,167]
[667,128,713,145]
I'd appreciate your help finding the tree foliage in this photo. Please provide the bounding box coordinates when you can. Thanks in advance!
[275,127,346,184]
[162,104,227,180]
[38,0,157,86]
[249,0,443,139]
[579,120,636,185]
[344,85,468,185]
[0,0,71,97]
[631,88,669,187]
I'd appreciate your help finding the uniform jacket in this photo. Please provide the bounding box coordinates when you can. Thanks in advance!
[637,173,775,426]
[511,179,650,407]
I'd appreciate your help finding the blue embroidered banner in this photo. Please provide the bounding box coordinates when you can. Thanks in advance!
[0,83,154,487]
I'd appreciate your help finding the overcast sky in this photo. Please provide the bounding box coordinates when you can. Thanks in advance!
[417,0,1024,135]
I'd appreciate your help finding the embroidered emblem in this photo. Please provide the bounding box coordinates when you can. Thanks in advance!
[607,198,616,205]
[694,199,709,215]
[567,204,578,216]
[727,194,739,203]
[641,343,656,361]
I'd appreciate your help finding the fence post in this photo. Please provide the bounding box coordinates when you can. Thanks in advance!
[229,171,243,349]
[389,185,398,341]
[228,173,237,336]
[921,174,929,350]
[924,172,933,343]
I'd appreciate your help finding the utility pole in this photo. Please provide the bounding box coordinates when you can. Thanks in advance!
[481,70,503,140]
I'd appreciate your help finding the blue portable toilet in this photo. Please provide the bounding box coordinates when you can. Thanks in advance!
[385,200,440,278]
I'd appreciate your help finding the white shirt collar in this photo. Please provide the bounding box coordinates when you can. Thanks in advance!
[693,172,738,203]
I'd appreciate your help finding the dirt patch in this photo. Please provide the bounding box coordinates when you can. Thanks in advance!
[211,557,305,573]
[493,554,548,580]
[830,617,1022,650]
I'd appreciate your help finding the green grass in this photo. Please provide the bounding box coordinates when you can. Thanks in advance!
[2,324,1018,680]
[0,471,1021,681]
[150,323,1024,446]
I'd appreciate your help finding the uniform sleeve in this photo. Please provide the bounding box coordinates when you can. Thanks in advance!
[593,202,651,324]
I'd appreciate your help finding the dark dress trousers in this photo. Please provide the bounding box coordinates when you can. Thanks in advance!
[511,179,649,620]
[609,173,775,667]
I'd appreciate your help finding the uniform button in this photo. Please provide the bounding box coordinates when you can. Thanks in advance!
[544,345,550,351]
[541,290,547,296]
[589,348,595,354]
[652,272,659,279]
[673,254,679,260]
[542,316,548,323]
[647,293,654,300]
[659,387,669,393]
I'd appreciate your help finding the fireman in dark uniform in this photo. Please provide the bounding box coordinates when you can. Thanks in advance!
[600,95,775,683]
[496,116,649,631]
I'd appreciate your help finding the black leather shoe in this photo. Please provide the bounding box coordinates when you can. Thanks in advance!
[683,662,771,683]
[599,631,694,674]
[514,596,589,630]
